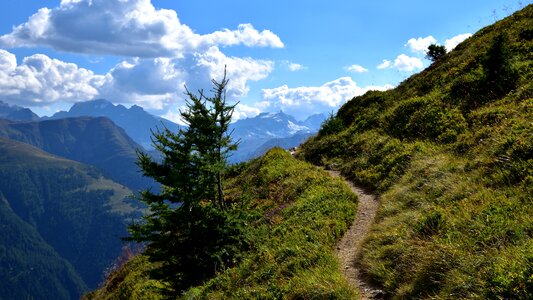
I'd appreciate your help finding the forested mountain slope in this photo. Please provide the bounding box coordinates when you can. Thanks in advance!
[0,193,87,300]
[0,137,140,297]
[298,5,532,299]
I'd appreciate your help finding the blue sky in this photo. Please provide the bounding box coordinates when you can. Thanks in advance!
[0,0,527,122]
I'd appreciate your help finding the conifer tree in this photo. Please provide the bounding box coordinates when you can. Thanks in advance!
[426,44,447,62]
[127,70,243,297]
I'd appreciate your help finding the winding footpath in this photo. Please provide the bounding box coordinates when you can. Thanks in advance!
[328,171,384,300]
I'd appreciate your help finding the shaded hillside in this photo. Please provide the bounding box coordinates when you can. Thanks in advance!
[0,117,153,192]
[86,149,358,299]
[0,194,87,300]
[0,137,140,294]
[298,5,532,299]
[49,99,180,150]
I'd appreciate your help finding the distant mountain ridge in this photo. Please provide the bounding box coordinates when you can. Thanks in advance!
[0,100,40,122]
[48,99,180,150]
[229,111,326,162]
[5,98,326,164]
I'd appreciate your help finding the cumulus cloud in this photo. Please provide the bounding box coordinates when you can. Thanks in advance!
[393,54,424,72]
[0,49,273,115]
[345,64,368,73]
[232,103,261,121]
[0,49,104,106]
[444,33,472,51]
[260,77,393,119]
[0,0,283,57]
[376,55,423,72]
[202,24,283,48]
[377,60,392,69]
[193,46,273,99]
[288,62,304,72]
[406,36,437,53]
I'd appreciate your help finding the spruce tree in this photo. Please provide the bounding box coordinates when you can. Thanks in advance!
[127,70,243,296]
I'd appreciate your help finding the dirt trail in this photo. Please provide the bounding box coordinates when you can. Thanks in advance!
[328,171,384,300]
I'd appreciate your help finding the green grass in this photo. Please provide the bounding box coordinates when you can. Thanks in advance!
[88,148,359,299]
[89,5,532,299]
[297,5,533,299]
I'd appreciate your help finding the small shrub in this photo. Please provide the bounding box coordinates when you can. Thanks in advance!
[415,211,445,238]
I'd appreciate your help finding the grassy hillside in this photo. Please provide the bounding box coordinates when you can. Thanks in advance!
[87,148,359,299]
[0,137,141,296]
[0,117,154,192]
[298,5,532,299]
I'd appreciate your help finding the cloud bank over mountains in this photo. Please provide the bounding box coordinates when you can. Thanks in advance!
[260,77,393,120]
[0,0,280,119]
[0,0,473,122]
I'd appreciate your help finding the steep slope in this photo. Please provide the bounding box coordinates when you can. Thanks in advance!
[0,100,40,121]
[299,5,532,299]
[0,137,140,293]
[0,117,153,192]
[49,99,180,150]
[86,149,359,299]
[0,194,87,300]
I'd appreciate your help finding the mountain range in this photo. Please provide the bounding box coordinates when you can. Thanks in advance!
[47,99,180,150]
[0,100,325,299]
[229,111,325,162]
[0,100,40,122]
[2,98,325,163]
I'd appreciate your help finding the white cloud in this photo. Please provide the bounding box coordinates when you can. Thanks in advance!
[232,103,261,121]
[193,46,274,99]
[0,48,273,116]
[202,24,283,48]
[260,77,393,120]
[345,64,368,73]
[0,49,103,106]
[288,62,304,72]
[0,0,283,57]
[377,60,391,69]
[160,106,188,125]
[393,54,424,72]
[444,33,472,51]
[406,36,437,53]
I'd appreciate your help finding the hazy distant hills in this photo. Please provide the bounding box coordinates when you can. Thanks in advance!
[46,99,325,163]
[0,117,153,192]
[250,131,315,158]
[229,111,325,162]
[0,100,40,122]
[0,137,140,298]
[48,99,180,150]
[1,98,326,165]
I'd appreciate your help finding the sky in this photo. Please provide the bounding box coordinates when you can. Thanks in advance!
[0,0,528,122]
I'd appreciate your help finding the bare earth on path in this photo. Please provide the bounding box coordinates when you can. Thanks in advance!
[328,170,384,300]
